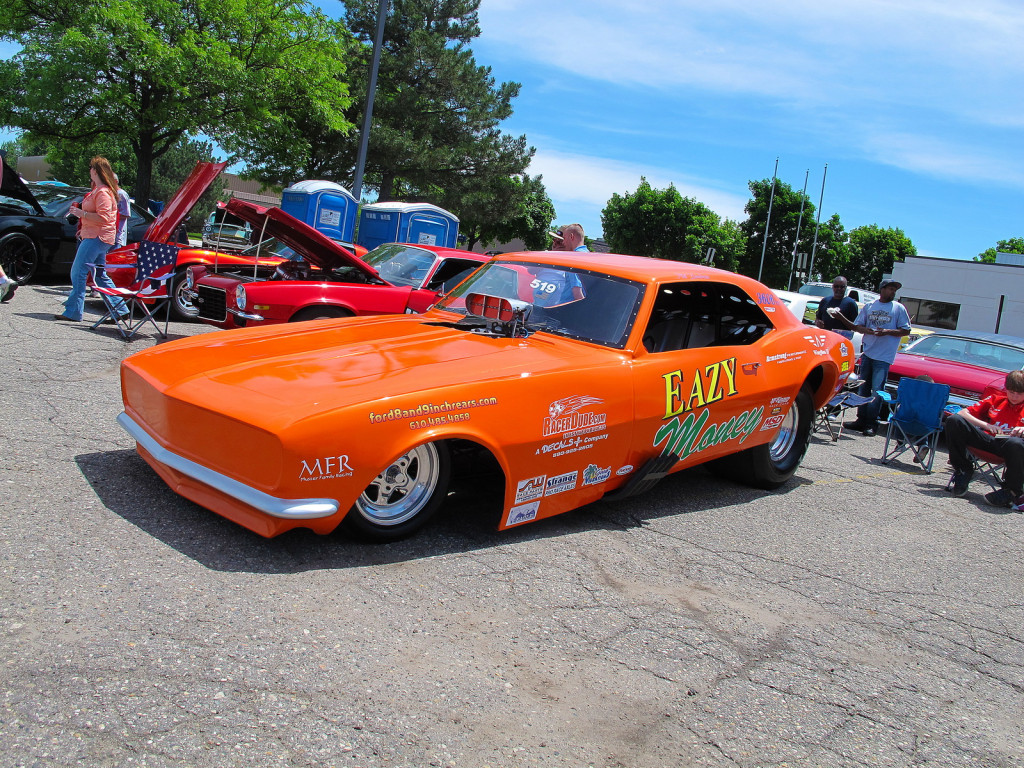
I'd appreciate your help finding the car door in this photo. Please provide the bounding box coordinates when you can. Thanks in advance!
[629,280,777,470]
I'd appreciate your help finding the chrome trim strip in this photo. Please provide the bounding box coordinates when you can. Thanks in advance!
[118,412,338,519]
[227,308,265,321]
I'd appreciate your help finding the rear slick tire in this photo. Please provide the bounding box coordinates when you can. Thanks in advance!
[711,385,814,490]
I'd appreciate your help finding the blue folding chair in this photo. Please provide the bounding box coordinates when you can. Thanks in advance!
[880,378,951,473]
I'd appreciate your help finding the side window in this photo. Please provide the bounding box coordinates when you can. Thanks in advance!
[642,281,772,353]
[427,259,482,292]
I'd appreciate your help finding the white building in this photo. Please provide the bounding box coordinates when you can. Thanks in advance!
[890,253,1024,337]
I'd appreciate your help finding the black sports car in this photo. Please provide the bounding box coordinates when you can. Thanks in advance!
[0,157,162,282]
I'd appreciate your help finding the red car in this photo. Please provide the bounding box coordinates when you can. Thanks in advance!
[886,330,1024,408]
[188,199,489,328]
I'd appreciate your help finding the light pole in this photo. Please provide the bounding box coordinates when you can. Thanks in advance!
[351,0,389,202]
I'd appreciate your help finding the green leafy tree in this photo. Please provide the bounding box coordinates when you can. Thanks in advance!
[456,173,555,251]
[341,0,530,200]
[803,213,849,287]
[844,224,916,289]
[0,0,354,204]
[601,178,738,270]
[737,178,819,288]
[976,238,1024,263]
[0,133,49,170]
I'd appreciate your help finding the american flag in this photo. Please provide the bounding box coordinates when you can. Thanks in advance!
[137,240,179,282]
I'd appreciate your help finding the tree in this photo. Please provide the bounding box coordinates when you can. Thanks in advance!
[976,238,1024,263]
[601,178,738,269]
[736,178,820,289]
[341,0,531,200]
[455,173,555,251]
[844,224,916,289]
[0,0,354,204]
[804,214,849,287]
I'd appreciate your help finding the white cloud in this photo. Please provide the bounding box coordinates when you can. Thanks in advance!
[479,0,1024,126]
[861,130,1024,188]
[527,148,749,222]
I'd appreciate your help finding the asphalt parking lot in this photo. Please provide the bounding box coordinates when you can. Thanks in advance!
[2,283,1024,768]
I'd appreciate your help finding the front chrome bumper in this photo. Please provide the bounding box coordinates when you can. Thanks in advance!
[118,412,339,519]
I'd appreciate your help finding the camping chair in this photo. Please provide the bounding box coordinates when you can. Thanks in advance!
[90,240,179,340]
[880,378,951,472]
[945,447,1006,494]
[815,390,874,441]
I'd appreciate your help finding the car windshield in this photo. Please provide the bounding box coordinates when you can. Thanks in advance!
[242,238,296,260]
[363,243,437,288]
[903,335,1024,372]
[434,260,644,349]
[798,284,833,298]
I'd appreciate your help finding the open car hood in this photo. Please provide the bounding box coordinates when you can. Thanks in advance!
[224,197,379,281]
[145,160,227,244]
[0,156,45,216]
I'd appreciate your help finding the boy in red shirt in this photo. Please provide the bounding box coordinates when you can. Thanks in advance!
[946,369,1024,507]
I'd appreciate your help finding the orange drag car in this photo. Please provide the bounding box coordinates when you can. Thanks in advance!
[118,252,855,541]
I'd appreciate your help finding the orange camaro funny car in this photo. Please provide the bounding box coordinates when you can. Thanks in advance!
[118,252,855,541]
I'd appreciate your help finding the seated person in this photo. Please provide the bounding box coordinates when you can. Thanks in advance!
[946,369,1024,507]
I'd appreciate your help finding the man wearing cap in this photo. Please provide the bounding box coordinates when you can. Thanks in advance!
[550,223,589,252]
[833,278,911,436]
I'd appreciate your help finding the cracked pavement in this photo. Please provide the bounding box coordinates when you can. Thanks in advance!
[2,283,1024,767]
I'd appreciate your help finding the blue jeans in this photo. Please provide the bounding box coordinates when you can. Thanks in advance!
[856,355,891,428]
[64,238,127,320]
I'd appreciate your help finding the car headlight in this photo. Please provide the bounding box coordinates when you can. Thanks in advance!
[235,284,246,311]
[185,266,195,290]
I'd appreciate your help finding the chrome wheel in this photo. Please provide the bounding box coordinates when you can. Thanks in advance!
[768,403,799,463]
[170,270,200,321]
[354,443,445,528]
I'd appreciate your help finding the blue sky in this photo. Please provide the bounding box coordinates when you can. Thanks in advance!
[3,0,1020,261]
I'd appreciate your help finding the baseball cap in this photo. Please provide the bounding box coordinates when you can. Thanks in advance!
[549,229,564,241]
[878,278,902,290]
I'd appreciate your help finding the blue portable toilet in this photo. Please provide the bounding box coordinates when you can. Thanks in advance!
[281,180,358,246]
[357,201,459,251]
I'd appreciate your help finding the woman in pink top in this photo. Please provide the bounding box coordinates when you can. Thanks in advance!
[56,156,128,322]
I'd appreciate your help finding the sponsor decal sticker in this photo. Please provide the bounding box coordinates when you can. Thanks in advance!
[515,475,545,503]
[369,397,498,427]
[760,414,786,431]
[543,396,607,438]
[506,501,539,526]
[616,465,634,476]
[766,350,807,363]
[582,464,612,486]
[839,342,849,357]
[841,361,850,372]
[545,471,578,496]
[770,396,790,406]
[299,455,354,481]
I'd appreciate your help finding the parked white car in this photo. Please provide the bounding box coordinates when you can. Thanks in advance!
[798,281,879,307]
[773,289,863,355]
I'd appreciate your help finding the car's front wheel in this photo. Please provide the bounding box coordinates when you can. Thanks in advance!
[344,442,451,541]
[710,384,813,489]
[168,269,200,322]
[0,232,39,283]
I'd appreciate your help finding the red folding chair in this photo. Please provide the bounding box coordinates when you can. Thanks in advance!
[90,241,179,340]
[946,447,1006,493]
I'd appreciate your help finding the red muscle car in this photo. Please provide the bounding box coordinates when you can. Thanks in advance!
[188,199,489,328]
[886,330,1024,408]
